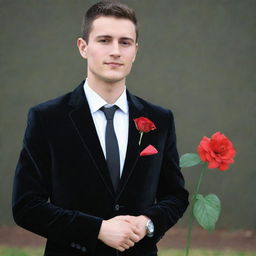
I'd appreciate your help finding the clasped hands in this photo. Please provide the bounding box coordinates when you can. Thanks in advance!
[98,215,149,252]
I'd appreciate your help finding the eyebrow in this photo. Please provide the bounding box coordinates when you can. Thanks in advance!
[96,35,135,43]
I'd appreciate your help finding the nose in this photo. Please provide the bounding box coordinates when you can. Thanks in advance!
[109,41,121,57]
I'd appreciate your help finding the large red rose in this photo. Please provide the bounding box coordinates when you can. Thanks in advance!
[134,117,156,133]
[197,132,236,171]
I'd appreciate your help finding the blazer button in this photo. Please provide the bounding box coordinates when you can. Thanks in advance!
[76,244,81,250]
[70,242,76,248]
[115,204,120,211]
[81,246,87,252]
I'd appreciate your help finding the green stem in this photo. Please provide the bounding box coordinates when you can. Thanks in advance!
[185,164,207,256]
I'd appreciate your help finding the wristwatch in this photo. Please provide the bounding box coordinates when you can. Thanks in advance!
[146,219,154,237]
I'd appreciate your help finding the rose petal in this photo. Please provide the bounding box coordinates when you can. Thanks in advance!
[208,161,219,169]
[218,163,230,171]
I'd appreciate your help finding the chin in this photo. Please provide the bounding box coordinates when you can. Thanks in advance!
[105,78,124,84]
[102,74,126,84]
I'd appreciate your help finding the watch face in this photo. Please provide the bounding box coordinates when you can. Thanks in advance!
[148,221,154,232]
[147,220,154,236]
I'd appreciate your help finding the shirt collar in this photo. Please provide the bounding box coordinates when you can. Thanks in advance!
[83,78,128,114]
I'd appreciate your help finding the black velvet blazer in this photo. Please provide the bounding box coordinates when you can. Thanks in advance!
[12,81,189,256]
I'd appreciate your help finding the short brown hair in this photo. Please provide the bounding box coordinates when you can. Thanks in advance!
[81,1,138,42]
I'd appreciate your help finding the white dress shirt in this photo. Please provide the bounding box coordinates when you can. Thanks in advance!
[83,79,129,176]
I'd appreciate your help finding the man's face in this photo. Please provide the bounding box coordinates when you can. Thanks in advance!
[79,16,138,85]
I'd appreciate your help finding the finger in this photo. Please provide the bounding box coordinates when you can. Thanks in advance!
[131,225,140,235]
[130,233,140,243]
[128,239,135,247]
[120,243,130,250]
[117,246,125,252]
[128,216,137,225]
[124,239,135,248]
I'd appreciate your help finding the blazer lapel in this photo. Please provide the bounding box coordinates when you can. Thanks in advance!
[116,90,145,198]
[68,82,115,198]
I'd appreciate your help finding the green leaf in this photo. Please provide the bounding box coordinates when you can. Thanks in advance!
[180,153,201,168]
[193,194,221,232]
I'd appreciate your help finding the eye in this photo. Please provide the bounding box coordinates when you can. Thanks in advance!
[98,39,110,43]
[120,40,131,46]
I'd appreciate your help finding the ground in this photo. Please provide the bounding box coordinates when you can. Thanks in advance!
[0,226,255,251]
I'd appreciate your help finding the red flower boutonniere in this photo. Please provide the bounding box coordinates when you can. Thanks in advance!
[133,117,156,145]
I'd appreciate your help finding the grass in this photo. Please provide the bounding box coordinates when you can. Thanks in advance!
[0,247,255,256]
[0,247,43,256]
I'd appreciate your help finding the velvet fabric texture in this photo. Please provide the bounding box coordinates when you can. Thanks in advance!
[12,81,189,256]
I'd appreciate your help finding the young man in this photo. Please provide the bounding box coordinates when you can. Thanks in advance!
[12,1,189,256]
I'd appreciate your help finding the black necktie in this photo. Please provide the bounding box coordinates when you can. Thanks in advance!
[101,105,120,191]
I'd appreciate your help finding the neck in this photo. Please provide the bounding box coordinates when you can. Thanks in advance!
[87,76,125,104]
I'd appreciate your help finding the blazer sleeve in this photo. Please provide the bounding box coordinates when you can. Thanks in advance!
[12,107,103,255]
[142,110,189,242]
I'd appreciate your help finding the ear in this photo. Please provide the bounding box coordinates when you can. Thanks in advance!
[77,37,88,59]
[132,42,139,62]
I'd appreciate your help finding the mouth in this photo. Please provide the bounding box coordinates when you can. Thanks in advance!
[104,62,123,67]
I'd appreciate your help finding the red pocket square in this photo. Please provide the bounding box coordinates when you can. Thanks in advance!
[140,144,158,156]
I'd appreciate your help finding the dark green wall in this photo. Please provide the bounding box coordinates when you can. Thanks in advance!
[1,0,255,229]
